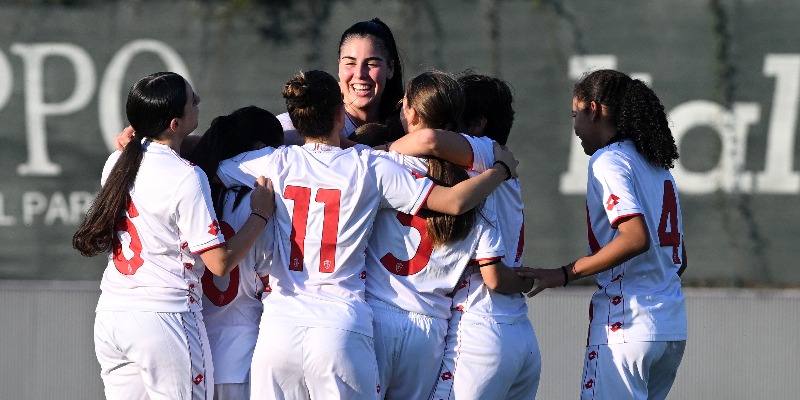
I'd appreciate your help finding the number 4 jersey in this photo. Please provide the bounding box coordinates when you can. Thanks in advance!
[586,140,687,345]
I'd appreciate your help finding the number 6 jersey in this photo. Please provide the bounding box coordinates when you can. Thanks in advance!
[585,140,687,345]
[95,140,225,313]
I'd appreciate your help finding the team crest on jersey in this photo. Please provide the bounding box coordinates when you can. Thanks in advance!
[208,220,220,235]
[605,194,620,210]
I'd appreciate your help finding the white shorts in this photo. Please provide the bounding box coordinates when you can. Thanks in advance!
[430,310,541,400]
[580,340,686,400]
[368,298,448,399]
[250,321,379,400]
[94,310,214,400]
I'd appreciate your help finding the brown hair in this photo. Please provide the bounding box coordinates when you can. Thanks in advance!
[405,70,463,131]
[283,70,342,140]
[421,158,477,247]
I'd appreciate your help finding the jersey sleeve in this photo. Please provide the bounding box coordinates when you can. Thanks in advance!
[461,134,495,172]
[589,150,644,228]
[176,167,226,253]
[369,153,434,215]
[100,151,122,186]
[472,215,505,264]
[217,147,279,189]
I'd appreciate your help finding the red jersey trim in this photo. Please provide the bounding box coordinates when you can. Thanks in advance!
[414,184,436,215]
[193,242,225,255]
[610,212,643,228]
[473,256,503,266]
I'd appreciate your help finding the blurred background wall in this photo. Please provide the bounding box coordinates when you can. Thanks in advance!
[0,0,798,398]
[2,282,798,399]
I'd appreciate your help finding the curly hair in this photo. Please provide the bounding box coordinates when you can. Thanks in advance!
[573,69,679,169]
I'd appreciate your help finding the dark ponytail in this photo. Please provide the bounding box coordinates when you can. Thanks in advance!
[186,105,284,220]
[73,72,188,256]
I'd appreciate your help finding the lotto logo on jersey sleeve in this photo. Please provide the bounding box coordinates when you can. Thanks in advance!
[208,220,220,235]
[605,194,620,210]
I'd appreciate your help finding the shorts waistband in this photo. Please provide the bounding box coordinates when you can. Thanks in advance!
[366,297,441,320]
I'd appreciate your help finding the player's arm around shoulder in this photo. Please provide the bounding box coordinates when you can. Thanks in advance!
[389,128,473,167]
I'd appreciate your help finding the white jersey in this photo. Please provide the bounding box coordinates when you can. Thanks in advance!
[96,140,224,313]
[586,139,687,345]
[201,188,272,384]
[364,153,504,320]
[278,112,358,146]
[217,143,434,337]
[450,134,528,323]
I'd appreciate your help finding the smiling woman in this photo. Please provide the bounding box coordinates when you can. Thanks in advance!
[278,18,405,145]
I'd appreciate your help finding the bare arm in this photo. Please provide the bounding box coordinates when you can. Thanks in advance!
[480,260,534,295]
[424,143,518,215]
[200,176,275,276]
[389,128,473,167]
[518,215,649,297]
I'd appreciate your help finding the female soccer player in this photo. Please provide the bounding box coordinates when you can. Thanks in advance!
[518,69,688,400]
[280,18,405,145]
[73,72,274,399]
[215,69,518,399]
[363,70,533,400]
[187,106,284,400]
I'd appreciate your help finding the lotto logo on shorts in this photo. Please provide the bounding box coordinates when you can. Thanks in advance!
[588,350,597,361]
[584,379,594,389]
[610,321,623,332]
[605,194,620,210]
[193,374,204,385]
[441,371,453,381]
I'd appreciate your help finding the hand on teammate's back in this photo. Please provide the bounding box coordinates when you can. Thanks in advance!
[492,142,519,179]
[251,176,276,218]
[516,266,565,297]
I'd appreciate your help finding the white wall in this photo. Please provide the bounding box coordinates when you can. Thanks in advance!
[1,281,797,399]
